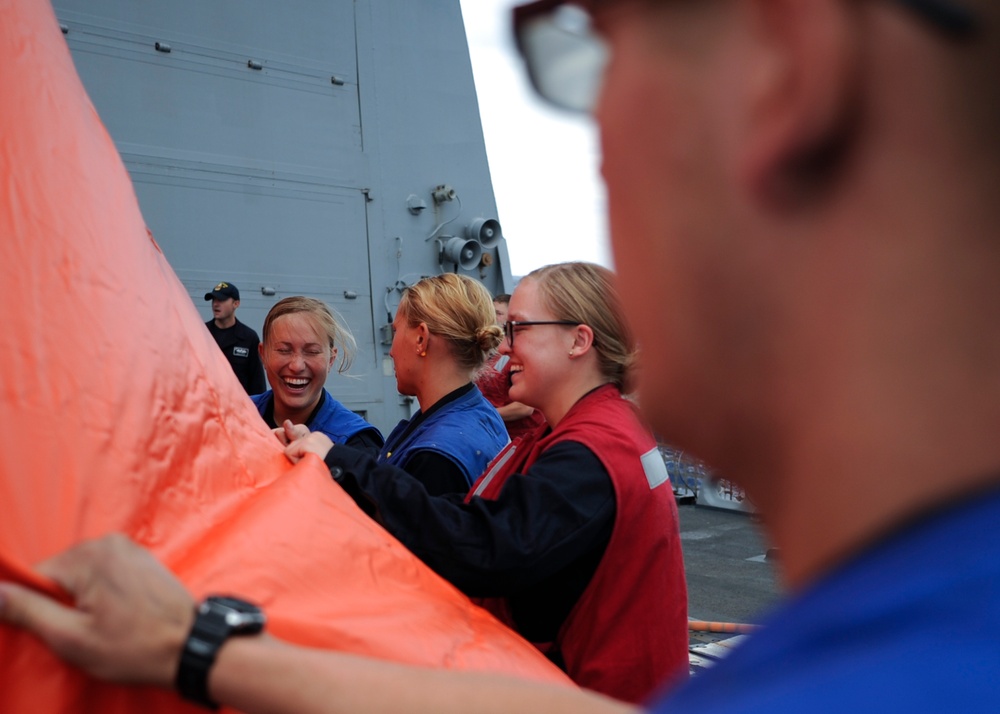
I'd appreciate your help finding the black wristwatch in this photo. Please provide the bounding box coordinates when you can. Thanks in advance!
[175,595,266,709]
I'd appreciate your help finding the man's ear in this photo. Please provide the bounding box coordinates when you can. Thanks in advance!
[738,0,859,209]
[233,299,241,309]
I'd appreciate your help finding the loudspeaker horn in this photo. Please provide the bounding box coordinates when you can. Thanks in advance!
[465,218,503,249]
[440,236,482,271]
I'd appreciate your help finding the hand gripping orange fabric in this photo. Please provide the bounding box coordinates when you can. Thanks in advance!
[0,1,570,711]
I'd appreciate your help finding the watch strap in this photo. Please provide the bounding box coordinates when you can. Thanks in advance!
[175,608,230,709]
[175,597,265,710]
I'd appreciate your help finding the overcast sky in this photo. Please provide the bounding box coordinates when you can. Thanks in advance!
[459,0,611,277]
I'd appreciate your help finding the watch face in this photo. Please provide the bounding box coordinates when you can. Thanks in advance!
[204,595,267,632]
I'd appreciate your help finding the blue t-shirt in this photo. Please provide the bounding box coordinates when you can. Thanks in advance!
[650,487,1000,713]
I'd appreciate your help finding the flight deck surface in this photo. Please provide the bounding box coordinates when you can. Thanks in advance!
[677,503,780,669]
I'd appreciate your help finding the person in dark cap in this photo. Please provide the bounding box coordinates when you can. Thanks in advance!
[204,281,265,395]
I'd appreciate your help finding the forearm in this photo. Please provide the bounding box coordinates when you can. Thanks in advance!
[399,449,472,495]
[325,442,613,597]
[211,635,636,714]
[343,429,384,459]
[497,401,535,421]
[0,536,636,714]
[323,445,503,587]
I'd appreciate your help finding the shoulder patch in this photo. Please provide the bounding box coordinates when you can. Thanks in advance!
[640,447,669,490]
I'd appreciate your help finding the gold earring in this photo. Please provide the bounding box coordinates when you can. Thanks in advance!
[420,351,427,357]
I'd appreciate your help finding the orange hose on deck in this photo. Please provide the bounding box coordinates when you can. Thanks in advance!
[689,620,760,634]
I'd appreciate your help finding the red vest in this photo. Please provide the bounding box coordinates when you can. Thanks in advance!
[467,385,689,703]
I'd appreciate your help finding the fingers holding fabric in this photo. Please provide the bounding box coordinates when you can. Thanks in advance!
[0,534,194,687]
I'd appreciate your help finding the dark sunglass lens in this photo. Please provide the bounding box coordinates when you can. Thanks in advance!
[519,4,608,111]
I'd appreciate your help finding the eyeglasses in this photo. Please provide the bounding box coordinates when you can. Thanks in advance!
[512,0,606,112]
[512,0,978,113]
[504,320,579,349]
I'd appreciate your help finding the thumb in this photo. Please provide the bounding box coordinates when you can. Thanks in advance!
[284,439,305,464]
[283,419,309,441]
[0,582,87,655]
[271,426,290,446]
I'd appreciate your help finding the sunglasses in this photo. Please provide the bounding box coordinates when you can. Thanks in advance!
[512,0,978,112]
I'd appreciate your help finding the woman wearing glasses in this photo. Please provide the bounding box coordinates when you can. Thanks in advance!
[286,261,688,703]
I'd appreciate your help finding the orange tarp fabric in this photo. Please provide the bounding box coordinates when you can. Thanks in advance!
[0,1,570,711]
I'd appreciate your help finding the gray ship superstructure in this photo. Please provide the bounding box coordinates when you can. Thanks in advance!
[53,0,511,433]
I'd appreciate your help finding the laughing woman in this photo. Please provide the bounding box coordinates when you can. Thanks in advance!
[251,296,383,455]
[285,262,689,703]
[284,274,509,496]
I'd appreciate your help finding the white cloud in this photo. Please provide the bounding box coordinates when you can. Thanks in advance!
[460,0,611,277]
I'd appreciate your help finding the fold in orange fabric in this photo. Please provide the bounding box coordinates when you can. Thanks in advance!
[0,1,570,710]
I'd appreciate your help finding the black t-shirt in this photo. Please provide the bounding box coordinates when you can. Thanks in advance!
[205,318,266,395]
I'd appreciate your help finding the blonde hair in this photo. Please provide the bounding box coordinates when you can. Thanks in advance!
[524,262,638,392]
[398,274,503,371]
[262,296,357,374]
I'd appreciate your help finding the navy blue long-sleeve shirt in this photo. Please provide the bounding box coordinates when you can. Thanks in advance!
[324,439,615,644]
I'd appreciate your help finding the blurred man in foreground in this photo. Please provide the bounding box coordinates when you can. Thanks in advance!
[2,0,999,712]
